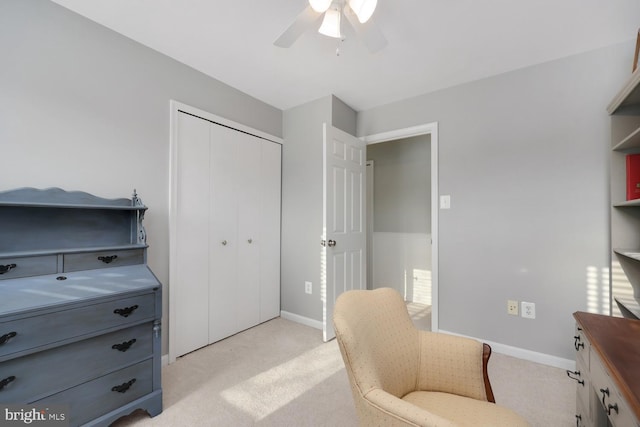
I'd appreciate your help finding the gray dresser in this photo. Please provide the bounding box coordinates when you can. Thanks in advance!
[0,188,162,426]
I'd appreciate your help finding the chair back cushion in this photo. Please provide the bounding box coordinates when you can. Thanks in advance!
[333,288,419,399]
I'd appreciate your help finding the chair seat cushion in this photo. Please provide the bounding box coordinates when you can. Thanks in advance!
[402,391,529,427]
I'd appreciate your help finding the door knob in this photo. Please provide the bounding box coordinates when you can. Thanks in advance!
[327,239,336,247]
[247,238,253,244]
[221,240,228,246]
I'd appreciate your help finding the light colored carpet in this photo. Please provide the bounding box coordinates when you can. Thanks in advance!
[112,317,574,426]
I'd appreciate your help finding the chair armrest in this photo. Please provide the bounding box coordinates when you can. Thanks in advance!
[416,331,493,401]
[364,388,457,427]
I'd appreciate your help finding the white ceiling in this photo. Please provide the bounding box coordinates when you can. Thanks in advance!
[51,0,640,111]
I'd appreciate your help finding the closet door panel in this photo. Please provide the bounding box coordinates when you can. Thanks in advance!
[236,133,262,332]
[174,112,210,356]
[260,142,282,321]
[209,124,240,343]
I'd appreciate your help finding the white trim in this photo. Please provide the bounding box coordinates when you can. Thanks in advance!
[363,123,437,145]
[363,122,439,331]
[439,329,575,370]
[170,100,283,145]
[168,100,283,364]
[280,310,323,330]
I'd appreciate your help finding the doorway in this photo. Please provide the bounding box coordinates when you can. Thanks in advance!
[364,123,439,331]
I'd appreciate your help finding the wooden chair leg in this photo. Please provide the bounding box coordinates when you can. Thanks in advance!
[483,343,496,403]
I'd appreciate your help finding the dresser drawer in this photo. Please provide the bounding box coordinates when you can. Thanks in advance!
[0,255,57,280]
[590,350,638,427]
[574,355,589,414]
[0,322,152,403]
[36,359,153,426]
[63,249,144,272]
[573,323,589,368]
[0,293,155,359]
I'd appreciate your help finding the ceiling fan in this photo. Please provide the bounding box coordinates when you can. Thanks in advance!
[274,0,387,53]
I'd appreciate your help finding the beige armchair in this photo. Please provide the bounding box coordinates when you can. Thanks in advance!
[333,288,530,426]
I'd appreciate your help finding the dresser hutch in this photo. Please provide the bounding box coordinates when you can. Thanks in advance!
[0,188,162,426]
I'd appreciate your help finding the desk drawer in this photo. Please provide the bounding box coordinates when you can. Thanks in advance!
[0,293,155,359]
[0,255,57,280]
[36,359,152,427]
[0,322,152,403]
[63,249,144,272]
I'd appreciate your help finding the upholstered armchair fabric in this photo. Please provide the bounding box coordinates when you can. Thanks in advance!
[333,288,530,427]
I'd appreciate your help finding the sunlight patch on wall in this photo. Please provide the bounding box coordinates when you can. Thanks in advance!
[611,260,634,317]
[220,342,343,421]
[586,266,609,314]
[406,268,431,305]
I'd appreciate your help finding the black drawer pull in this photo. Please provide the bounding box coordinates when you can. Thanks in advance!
[600,387,609,406]
[0,264,17,275]
[113,305,139,317]
[98,255,118,264]
[608,403,619,415]
[573,336,584,351]
[0,376,15,390]
[0,332,17,345]
[112,339,137,352]
[112,378,136,393]
[566,370,584,385]
[575,414,581,427]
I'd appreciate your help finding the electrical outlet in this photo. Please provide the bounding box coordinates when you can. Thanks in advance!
[507,300,518,316]
[521,301,536,319]
[305,281,312,294]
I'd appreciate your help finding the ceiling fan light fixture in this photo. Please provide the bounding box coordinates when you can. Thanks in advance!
[348,0,377,23]
[309,0,332,13]
[318,8,342,38]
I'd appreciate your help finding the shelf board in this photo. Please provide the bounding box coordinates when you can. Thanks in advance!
[0,244,148,259]
[613,198,640,207]
[0,202,147,210]
[614,249,640,261]
[608,67,640,115]
[613,125,640,151]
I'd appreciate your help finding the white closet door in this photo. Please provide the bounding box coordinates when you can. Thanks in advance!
[260,141,282,321]
[174,112,211,356]
[236,132,262,332]
[209,124,240,343]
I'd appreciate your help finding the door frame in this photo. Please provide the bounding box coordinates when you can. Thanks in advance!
[362,122,439,331]
[168,100,282,363]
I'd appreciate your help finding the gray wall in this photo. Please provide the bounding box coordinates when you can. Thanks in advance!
[0,0,282,354]
[281,95,357,322]
[367,135,431,233]
[358,42,633,360]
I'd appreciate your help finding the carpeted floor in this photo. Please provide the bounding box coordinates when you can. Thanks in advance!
[112,317,575,426]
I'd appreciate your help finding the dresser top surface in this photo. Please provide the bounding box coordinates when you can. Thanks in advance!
[574,311,640,421]
[0,265,160,317]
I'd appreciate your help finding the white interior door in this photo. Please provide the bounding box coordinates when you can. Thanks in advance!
[173,112,211,357]
[236,132,262,332]
[170,101,283,362]
[209,124,240,343]
[322,123,367,342]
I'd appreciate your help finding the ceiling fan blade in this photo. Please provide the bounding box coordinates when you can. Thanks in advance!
[274,5,323,48]
[344,6,388,53]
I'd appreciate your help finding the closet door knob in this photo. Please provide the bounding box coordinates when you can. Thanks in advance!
[222,240,228,246]
[327,239,337,247]
[247,238,253,244]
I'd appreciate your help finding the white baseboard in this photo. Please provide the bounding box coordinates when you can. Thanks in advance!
[439,329,575,371]
[280,310,323,330]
